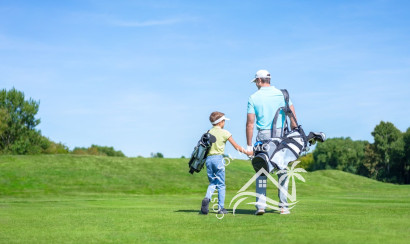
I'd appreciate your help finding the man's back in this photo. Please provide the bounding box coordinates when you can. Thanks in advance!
[247,86,292,130]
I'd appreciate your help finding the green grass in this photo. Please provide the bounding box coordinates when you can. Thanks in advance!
[1,155,410,243]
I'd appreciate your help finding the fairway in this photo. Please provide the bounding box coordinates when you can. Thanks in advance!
[1,155,410,243]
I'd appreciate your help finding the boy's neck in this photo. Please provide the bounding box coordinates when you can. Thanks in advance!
[214,122,224,129]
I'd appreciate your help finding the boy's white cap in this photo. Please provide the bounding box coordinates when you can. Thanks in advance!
[251,69,271,83]
[212,115,230,125]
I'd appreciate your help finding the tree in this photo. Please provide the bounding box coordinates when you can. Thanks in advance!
[357,143,381,179]
[0,108,9,137]
[42,138,70,154]
[403,128,410,184]
[0,88,42,154]
[312,137,367,173]
[151,152,164,158]
[371,121,403,182]
[310,122,409,184]
[72,145,125,157]
[297,153,314,171]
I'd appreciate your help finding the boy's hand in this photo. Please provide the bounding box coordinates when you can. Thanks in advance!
[245,150,253,156]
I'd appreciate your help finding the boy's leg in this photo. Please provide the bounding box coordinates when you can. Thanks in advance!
[214,156,226,210]
[202,156,219,214]
[255,174,267,210]
[205,157,217,200]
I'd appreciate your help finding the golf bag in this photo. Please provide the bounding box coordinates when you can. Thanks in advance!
[252,90,326,172]
[188,131,216,174]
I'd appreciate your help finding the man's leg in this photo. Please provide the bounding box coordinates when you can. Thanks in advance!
[277,171,289,213]
[254,130,270,215]
[255,174,267,210]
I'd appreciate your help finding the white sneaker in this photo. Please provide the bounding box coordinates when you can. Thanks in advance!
[280,208,290,215]
[255,209,265,215]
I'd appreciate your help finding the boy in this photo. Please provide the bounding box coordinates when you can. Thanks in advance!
[200,111,253,215]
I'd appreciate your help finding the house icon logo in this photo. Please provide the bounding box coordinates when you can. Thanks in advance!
[229,161,306,215]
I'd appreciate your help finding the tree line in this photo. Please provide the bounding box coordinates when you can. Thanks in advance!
[2,88,409,183]
[0,88,124,157]
[300,122,410,184]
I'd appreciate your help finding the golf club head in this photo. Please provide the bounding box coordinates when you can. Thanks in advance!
[307,132,326,146]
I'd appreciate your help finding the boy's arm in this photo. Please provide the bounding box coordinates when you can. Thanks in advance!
[228,136,253,156]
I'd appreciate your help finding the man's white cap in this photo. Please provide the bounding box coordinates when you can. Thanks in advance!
[251,69,271,83]
[212,115,230,125]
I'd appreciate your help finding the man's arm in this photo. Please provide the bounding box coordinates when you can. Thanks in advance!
[289,105,298,129]
[246,113,255,146]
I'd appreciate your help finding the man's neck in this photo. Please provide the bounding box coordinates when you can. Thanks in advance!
[258,83,270,89]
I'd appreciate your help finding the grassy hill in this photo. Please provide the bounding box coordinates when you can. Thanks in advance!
[1,154,406,197]
[1,155,410,243]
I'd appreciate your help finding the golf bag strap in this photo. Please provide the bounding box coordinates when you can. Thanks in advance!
[280,89,299,128]
[296,126,308,149]
[271,107,286,138]
[203,130,214,158]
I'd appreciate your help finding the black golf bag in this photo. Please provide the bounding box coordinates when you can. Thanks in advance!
[188,131,216,174]
[252,90,326,172]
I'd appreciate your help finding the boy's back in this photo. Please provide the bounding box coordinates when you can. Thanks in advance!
[207,126,231,156]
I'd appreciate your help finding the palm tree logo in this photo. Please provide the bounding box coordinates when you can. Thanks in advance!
[229,161,306,215]
[277,161,306,202]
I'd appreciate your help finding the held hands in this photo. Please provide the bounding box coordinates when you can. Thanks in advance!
[245,145,254,157]
[238,146,253,157]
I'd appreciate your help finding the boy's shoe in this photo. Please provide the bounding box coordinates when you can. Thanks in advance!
[200,198,210,215]
[255,209,265,215]
[280,208,290,215]
[217,208,228,214]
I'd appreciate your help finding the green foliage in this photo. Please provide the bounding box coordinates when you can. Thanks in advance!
[371,121,403,177]
[312,137,367,173]
[362,122,408,184]
[0,88,68,155]
[357,143,381,178]
[150,152,164,158]
[297,153,314,170]
[404,128,410,183]
[72,145,125,157]
[312,122,409,184]
[42,138,70,154]
[0,88,42,154]
[0,108,9,136]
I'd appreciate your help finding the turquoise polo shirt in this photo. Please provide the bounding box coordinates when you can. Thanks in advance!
[247,86,293,130]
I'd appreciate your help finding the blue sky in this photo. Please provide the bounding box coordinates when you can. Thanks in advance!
[1,0,409,158]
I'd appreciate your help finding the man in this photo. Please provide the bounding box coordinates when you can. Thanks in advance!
[246,69,298,215]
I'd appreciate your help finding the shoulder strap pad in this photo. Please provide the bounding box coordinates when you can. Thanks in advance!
[280,89,289,106]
